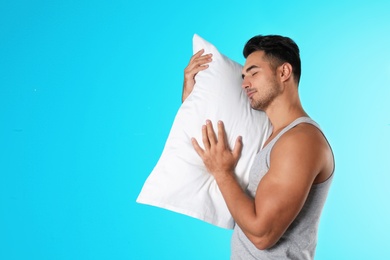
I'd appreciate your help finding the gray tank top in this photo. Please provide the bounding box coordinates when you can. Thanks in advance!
[231,117,334,260]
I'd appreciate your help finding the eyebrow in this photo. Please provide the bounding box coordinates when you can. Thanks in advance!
[242,65,260,79]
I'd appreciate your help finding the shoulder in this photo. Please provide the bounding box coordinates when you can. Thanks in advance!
[270,123,332,180]
[275,123,329,155]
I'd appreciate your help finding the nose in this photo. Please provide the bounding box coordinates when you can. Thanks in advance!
[241,78,250,89]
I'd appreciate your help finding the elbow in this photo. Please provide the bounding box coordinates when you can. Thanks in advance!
[241,217,284,250]
[251,237,276,250]
[248,232,279,250]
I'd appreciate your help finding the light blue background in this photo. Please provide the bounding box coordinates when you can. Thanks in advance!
[1,0,389,259]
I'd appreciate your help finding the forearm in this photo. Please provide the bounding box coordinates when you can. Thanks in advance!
[181,82,191,103]
[215,172,261,235]
[215,172,278,249]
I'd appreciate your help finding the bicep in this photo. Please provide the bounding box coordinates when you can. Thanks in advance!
[252,134,322,244]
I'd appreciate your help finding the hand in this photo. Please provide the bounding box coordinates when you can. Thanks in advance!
[182,49,212,102]
[192,120,242,179]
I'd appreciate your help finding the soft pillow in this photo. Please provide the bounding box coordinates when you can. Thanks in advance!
[136,34,271,229]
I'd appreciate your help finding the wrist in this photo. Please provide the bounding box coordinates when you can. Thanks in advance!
[214,170,236,185]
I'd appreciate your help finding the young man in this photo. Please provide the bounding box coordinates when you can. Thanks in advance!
[183,35,334,259]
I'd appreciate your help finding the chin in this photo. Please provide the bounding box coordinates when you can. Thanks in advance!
[250,104,266,112]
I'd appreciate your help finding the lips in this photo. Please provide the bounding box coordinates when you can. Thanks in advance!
[246,90,256,99]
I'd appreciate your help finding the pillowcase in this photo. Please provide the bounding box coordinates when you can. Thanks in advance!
[136,34,271,229]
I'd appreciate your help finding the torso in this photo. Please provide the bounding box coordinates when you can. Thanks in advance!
[231,117,335,259]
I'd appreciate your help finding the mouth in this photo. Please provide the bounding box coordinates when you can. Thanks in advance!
[246,90,256,99]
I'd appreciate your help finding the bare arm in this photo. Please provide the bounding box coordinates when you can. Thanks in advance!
[182,49,212,102]
[192,121,330,250]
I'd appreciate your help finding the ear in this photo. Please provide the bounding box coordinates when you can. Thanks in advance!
[279,63,293,82]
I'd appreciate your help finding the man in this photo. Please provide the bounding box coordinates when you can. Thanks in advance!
[183,35,334,259]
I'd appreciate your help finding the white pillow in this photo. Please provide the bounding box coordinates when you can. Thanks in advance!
[136,34,271,229]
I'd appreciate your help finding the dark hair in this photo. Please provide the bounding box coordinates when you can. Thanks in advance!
[243,35,301,83]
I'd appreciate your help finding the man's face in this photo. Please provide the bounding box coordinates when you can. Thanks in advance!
[241,51,282,111]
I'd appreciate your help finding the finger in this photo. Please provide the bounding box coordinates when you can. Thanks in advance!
[217,120,228,149]
[187,54,212,71]
[186,58,211,72]
[194,54,213,64]
[191,137,205,157]
[206,120,217,145]
[233,136,243,161]
[185,64,209,79]
[184,55,212,79]
[191,50,213,63]
[201,124,210,150]
[190,49,205,61]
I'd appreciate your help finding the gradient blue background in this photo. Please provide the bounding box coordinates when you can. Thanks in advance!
[1,0,390,259]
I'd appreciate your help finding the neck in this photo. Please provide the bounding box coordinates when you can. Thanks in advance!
[264,89,308,134]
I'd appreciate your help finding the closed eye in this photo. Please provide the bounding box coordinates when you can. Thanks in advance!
[242,65,260,79]
[241,71,258,79]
